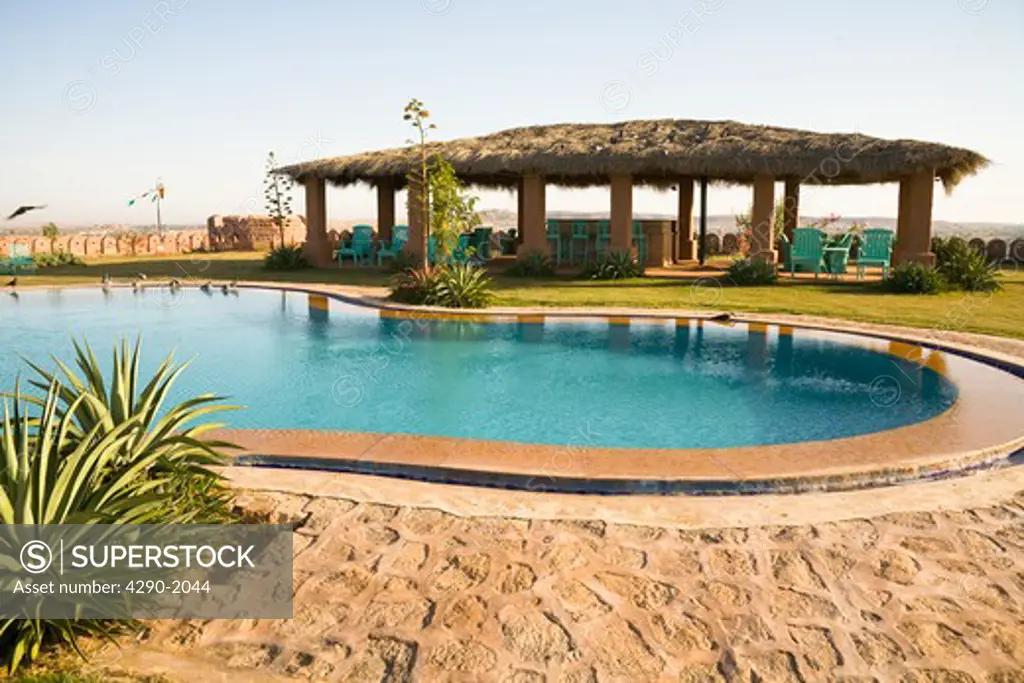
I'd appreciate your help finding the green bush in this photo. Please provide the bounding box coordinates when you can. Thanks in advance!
[385,249,417,273]
[883,262,948,294]
[932,236,1002,292]
[724,258,778,286]
[507,250,555,277]
[263,245,308,270]
[389,264,494,308]
[0,339,239,672]
[581,250,644,280]
[32,251,84,268]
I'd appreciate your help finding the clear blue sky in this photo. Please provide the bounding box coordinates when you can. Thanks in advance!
[1,0,1020,228]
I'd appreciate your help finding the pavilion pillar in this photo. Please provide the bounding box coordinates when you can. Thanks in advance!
[517,172,547,258]
[610,174,633,252]
[516,177,525,247]
[676,177,696,261]
[406,175,428,266]
[894,171,936,266]
[750,174,777,263]
[377,179,395,243]
[302,177,331,268]
[783,179,800,242]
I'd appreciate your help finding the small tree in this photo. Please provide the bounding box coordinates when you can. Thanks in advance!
[41,222,59,240]
[263,151,294,248]
[404,98,435,269]
[429,156,481,259]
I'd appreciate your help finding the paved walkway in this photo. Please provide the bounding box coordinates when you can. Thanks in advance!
[93,485,1024,682]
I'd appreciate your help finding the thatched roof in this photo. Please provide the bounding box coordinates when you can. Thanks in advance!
[276,119,988,192]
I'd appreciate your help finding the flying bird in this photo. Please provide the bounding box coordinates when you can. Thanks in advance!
[5,277,16,288]
[137,273,148,280]
[6,205,47,220]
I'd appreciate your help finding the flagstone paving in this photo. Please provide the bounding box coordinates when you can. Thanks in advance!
[115,487,1024,682]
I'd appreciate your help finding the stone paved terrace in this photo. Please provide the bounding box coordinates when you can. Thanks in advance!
[83,476,1024,683]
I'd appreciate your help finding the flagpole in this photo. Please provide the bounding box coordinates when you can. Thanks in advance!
[155,179,162,235]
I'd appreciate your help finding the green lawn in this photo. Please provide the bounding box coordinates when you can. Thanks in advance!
[9,252,1024,339]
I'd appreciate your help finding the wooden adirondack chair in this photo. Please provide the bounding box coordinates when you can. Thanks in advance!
[336,224,374,265]
[856,228,894,279]
[824,233,854,278]
[789,227,825,278]
[546,220,565,265]
[377,224,409,266]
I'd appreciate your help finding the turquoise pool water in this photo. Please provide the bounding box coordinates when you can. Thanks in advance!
[0,288,957,449]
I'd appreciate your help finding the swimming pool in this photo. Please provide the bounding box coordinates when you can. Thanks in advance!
[0,286,965,450]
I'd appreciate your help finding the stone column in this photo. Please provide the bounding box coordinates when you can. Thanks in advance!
[645,222,672,267]
[302,177,331,267]
[377,179,395,244]
[783,179,800,242]
[406,175,428,267]
[677,178,696,261]
[516,177,525,247]
[894,171,936,266]
[750,174,777,263]
[516,172,547,258]
[610,174,633,252]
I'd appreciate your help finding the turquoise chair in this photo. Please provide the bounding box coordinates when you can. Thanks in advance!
[856,228,894,279]
[595,220,611,257]
[450,233,476,265]
[377,224,409,266]
[631,221,647,264]
[569,221,590,265]
[824,233,853,278]
[335,224,374,266]
[472,226,493,260]
[778,233,792,272]
[0,244,36,274]
[789,227,825,278]
[546,220,565,265]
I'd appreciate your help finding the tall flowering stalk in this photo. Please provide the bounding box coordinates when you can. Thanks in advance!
[404,99,435,269]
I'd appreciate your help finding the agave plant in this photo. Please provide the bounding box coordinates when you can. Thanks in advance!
[581,250,644,280]
[20,338,239,524]
[434,263,494,308]
[0,381,165,672]
[0,340,241,672]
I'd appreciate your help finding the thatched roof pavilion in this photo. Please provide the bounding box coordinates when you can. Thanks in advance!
[278,118,988,268]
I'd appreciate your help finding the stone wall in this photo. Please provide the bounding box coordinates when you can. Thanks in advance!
[207,214,306,251]
[0,229,208,258]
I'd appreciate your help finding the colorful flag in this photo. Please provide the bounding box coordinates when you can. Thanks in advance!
[127,184,163,207]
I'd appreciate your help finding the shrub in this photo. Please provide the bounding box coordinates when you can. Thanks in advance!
[724,258,778,286]
[386,249,417,273]
[0,340,239,672]
[32,251,84,268]
[263,245,308,270]
[581,250,644,280]
[390,267,444,305]
[507,250,555,277]
[933,236,1002,292]
[883,262,948,294]
[22,339,238,524]
[389,264,494,308]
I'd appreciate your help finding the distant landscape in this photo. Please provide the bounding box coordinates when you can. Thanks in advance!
[4,211,1022,240]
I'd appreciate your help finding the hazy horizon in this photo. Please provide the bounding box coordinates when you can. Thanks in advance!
[1,1,1021,228]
